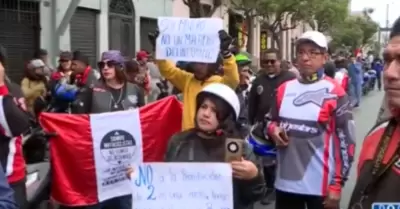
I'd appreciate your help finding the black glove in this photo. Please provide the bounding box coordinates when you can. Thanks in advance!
[219,30,232,51]
[148,30,160,50]
[218,30,233,58]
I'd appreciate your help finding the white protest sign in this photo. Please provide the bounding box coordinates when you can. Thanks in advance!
[91,109,143,202]
[156,17,223,63]
[131,163,233,209]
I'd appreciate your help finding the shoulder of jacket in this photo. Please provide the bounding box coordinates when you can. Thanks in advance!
[21,77,29,83]
[170,130,193,143]
[282,70,297,79]
[324,76,344,87]
[252,74,265,83]
[366,120,391,137]
[279,77,296,87]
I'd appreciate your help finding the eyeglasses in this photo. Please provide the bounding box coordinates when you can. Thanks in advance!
[97,61,117,69]
[296,51,323,58]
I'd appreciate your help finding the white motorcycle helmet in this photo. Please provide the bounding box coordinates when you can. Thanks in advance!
[196,83,240,120]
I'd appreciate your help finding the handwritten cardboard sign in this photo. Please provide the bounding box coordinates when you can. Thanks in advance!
[131,163,233,209]
[156,17,223,63]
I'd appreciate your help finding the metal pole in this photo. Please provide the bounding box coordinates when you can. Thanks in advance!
[385,3,390,45]
[55,0,81,37]
[51,0,58,67]
[386,3,389,29]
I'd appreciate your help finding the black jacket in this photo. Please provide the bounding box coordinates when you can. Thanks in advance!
[248,71,296,124]
[71,81,145,114]
[165,130,266,209]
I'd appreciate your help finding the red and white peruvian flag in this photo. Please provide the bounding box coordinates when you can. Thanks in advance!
[39,96,183,206]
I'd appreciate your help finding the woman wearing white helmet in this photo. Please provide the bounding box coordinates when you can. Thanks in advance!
[164,83,266,209]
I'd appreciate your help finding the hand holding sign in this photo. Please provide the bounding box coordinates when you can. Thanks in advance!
[155,17,223,63]
[131,163,234,209]
[218,30,233,52]
[148,30,160,50]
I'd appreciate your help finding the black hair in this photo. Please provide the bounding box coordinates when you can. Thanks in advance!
[390,16,400,38]
[33,49,48,59]
[72,50,89,66]
[324,61,336,78]
[0,45,7,65]
[335,59,347,69]
[195,93,241,138]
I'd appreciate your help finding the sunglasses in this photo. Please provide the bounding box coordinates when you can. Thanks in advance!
[97,61,117,69]
[262,60,276,64]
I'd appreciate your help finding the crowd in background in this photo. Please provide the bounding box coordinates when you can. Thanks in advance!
[0,25,387,209]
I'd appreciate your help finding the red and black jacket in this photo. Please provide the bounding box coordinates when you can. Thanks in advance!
[0,84,30,183]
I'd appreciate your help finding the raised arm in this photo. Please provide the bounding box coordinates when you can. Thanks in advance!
[220,54,239,89]
[155,60,193,92]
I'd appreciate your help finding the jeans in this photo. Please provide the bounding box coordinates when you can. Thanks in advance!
[59,195,132,209]
[350,82,362,106]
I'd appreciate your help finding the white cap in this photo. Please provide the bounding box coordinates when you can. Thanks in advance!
[30,59,45,68]
[297,31,328,49]
[197,83,240,120]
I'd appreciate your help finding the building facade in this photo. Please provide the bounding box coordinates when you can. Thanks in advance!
[0,0,314,82]
[0,0,173,81]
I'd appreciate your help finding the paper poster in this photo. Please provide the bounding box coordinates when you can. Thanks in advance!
[156,17,223,63]
[131,163,233,209]
[91,110,143,202]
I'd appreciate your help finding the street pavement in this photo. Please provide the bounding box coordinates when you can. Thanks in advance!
[254,90,385,209]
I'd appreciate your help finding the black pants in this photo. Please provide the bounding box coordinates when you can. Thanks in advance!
[376,72,382,90]
[275,189,324,209]
[263,165,276,189]
[10,179,27,209]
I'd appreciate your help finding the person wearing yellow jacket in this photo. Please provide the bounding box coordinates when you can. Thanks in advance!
[148,30,240,130]
[21,59,48,114]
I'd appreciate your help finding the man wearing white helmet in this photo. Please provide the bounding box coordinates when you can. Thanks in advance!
[265,31,356,209]
[163,83,266,209]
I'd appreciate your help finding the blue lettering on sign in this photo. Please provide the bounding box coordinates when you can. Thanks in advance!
[372,202,400,209]
[134,165,156,200]
[178,19,206,31]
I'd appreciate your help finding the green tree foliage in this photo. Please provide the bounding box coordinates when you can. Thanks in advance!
[329,16,363,53]
[328,10,379,53]
[311,0,349,33]
[230,0,323,57]
[358,9,380,47]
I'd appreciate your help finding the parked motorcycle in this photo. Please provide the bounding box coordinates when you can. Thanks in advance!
[23,123,55,209]
[362,70,377,95]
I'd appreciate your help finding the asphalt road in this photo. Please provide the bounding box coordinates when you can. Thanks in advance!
[254,90,385,209]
